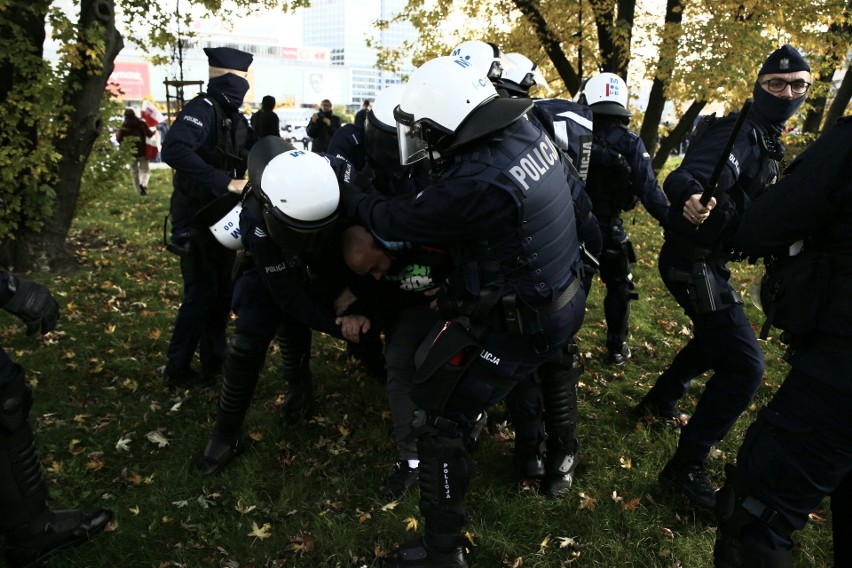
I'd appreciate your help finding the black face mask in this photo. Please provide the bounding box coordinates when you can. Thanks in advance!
[751,81,806,133]
[208,74,250,111]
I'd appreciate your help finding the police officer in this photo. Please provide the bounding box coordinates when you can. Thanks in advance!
[713,114,850,567]
[577,73,669,365]
[192,140,373,476]
[463,45,600,496]
[0,271,112,566]
[636,45,811,510]
[344,56,587,567]
[161,47,257,388]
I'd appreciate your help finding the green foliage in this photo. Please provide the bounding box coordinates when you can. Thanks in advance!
[80,96,135,207]
[6,165,833,567]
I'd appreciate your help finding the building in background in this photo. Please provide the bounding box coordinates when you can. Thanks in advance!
[301,0,415,111]
[90,1,415,123]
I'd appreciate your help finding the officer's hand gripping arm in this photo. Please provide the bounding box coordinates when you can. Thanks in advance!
[2,276,60,336]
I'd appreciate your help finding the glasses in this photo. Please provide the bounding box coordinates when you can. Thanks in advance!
[760,78,812,95]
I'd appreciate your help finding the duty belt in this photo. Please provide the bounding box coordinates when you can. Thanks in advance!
[541,277,582,316]
[664,233,727,264]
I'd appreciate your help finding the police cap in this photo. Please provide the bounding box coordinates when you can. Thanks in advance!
[758,45,810,76]
[204,47,253,72]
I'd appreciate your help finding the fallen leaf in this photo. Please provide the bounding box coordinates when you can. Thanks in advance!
[248,522,272,541]
[128,505,140,516]
[403,516,418,531]
[658,524,675,539]
[235,500,257,514]
[578,492,597,511]
[555,536,576,548]
[145,431,169,448]
[86,452,105,471]
[619,455,632,469]
[622,498,641,511]
[381,501,398,511]
[289,532,315,553]
[115,436,132,452]
[808,511,827,524]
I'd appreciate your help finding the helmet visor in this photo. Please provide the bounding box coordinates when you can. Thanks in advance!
[394,105,429,165]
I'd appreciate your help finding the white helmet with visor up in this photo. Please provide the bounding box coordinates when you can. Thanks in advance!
[449,40,504,81]
[394,56,532,165]
[500,52,548,96]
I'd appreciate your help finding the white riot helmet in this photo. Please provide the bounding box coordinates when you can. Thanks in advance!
[247,137,340,254]
[365,83,406,167]
[196,193,244,250]
[579,72,631,117]
[449,40,504,81]
[367,84,406,133]
[500,52,548,96]
[394,56,532,165]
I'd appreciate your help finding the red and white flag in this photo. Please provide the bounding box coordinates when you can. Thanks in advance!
[141,100,164,127]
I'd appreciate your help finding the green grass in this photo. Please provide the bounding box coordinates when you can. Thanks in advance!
[6,163,833,567]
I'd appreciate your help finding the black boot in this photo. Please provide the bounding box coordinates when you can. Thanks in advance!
[538,344,581,497]
[0,368,113,567]
[832,472,852,568]
[659,458,717,510]
[278,325,316,425]
[714,464,794,568]
[383,535,469,567]
[384,432,472,567]
[192,332,263,476]
[281,354,315,425]
[6,509,113,567]
[505,381,546,480]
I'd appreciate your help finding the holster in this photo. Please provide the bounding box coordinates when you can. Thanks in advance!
[410,319,484,419]
[668,259,742,314]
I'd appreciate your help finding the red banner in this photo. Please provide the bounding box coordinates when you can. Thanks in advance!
[108,61,151,100]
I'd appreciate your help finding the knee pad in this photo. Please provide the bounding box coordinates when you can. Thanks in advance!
[537,350,581,439]
[227,330,269,367]
[418,433,472,512]
[0,367,31,433]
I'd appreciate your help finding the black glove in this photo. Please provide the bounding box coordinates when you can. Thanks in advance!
[2,276,60,336]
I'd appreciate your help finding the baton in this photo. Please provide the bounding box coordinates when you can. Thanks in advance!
[699,98,753,206]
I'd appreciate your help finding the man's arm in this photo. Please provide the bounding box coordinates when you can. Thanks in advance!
[161,99,233,197]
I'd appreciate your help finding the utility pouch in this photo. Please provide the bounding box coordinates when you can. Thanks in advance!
[411,320,483,416]
[163,214,191,257]
[669,260,742,314]
[501,293,523,337]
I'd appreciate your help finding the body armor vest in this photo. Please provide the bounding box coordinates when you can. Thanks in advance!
[585,124,636,218]
[193,93,249,175]
[443,119,580,307]
[528,99,594,181]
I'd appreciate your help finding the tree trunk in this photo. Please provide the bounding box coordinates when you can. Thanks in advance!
[652,100,706,173]
[802,44,847,133]
[638,0,684,157]
[9,0,123,272]
[822,62,852,133]
[589,0,619,73]
[513,0,583,95]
